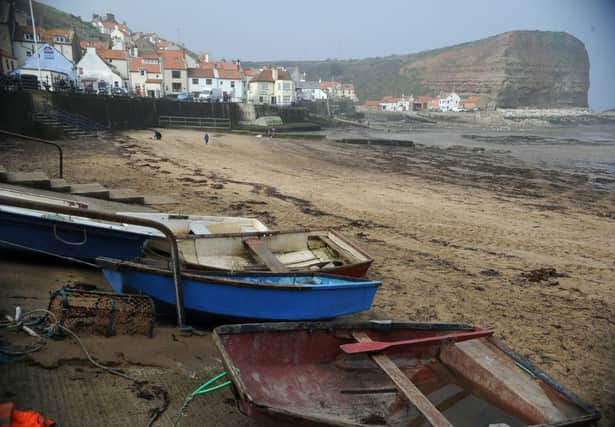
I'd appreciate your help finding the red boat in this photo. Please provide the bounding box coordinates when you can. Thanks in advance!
[213,321,600,427]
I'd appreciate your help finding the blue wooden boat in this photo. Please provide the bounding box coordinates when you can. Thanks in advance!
[0,205,156,261]
[97,258,381,320]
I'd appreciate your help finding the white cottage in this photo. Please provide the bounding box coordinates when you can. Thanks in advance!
[76,47,122,92]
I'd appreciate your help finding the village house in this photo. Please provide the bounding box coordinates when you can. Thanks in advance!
[76,47,122,92]
[296,81,328,102]
[247,68,295,106]
[96,48,129,86]
[379,95,412,112]
[438,92,460,112]
[12,25,80,66]
[160,49,187,95]
[129,54,163,97]
[320,80,358,102]
[80,40,109,51]
[216,62,243,102]
[16,43,75,89]
[187,66,216,97]
[0,0,17,73]
[363,100,381,111]
[413,95,431,111]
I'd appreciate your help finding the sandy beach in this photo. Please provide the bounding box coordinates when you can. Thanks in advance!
[1,128,614,426]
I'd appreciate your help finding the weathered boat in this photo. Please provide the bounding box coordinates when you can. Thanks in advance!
[98,258,381,320]
[144,228,373,277]
[213,321,600,427]
[0,190,269,262]
[0,204,158,261]
[117,212,269,235]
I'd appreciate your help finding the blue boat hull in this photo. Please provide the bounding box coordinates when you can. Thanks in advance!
[101,264,381,321]
[0,210,149,261]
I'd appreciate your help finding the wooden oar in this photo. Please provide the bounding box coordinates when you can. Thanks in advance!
[341,330,493,355]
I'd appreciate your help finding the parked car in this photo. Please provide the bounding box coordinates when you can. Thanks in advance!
[111,87,128,97]
[177,92,193,102]
[197,88,222,102]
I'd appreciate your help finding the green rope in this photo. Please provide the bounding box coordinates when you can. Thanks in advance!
[173,370,236,426]
[515,361,536,378]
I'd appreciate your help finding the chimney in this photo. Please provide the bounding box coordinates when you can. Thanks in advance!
[106,13,115,22]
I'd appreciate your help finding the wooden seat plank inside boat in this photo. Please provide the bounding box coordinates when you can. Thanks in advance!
[352,331,453,427]
[243,238,289,273]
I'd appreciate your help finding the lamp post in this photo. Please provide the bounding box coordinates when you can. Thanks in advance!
[28,0,42,89]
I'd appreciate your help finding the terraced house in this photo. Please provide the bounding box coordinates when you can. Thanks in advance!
[247,68,295,105]
[160,50,187,96]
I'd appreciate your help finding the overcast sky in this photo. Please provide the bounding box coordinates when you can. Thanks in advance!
[41,0,615,110]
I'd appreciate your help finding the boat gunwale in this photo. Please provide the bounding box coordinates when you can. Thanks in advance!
[97,258,381,291]
[212,321,601,427]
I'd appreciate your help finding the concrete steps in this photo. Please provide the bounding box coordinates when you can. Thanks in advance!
[0,165,175,206]
[5,172,52,189]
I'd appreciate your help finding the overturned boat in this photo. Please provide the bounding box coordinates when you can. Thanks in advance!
[144,228,373,277]
[213,321,600,427]
[98,258,381,321]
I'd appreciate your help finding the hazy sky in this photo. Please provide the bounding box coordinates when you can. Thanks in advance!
[41,0,615,110]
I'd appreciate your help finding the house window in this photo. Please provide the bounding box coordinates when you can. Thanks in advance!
[283,82,291,90]
[26,51,32,57]
[172,82,181,91]
[206,78,212,85]
[140,69,145,76]
[219,81,223,86]
[192,78,198,84]
[54,36,66,43]
[172,70,180,78]
[230,81,235,88]
[24,33,33,40]
[259,96,263,103]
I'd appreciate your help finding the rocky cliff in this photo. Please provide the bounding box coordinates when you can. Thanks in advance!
[252,31,590,108]
[399,31,589,108]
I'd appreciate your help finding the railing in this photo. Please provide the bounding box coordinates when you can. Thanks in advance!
[0,129,64,178]
[45,110,106,132]
[0,195,187,328]
[158,115,231,130]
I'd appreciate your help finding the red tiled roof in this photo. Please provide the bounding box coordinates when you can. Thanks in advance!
[214,61,238,71]
[415,96,431,103]
[97,49,127,60]
[157,40,170,48]
[0,49,16,59]
[462,96,481,104]
[381,96,400,103]
[342,83,354,90]
[218,68,241,80]
[199,61,215,69]
[160,51,186,70]
[243,68,257,77]
[365,100,380,107]
[252,69,274,83]
[320,80,340,89]
[188,68,215,78]
[276,69,291,81]
[130,57,160,73]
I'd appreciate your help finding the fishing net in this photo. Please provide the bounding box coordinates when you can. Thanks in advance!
[48,288,155,337]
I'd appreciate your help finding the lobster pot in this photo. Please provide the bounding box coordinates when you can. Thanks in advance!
[48,288,155,337]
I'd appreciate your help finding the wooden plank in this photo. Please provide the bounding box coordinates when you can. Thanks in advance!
[318,236,354,262]
[352,331,453,427]
[243,238,289,273]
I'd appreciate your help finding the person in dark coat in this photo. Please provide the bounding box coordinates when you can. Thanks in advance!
[204,133,209,144]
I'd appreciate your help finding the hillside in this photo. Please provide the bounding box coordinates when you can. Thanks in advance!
[15,0,106,41]
[247,31,590,108]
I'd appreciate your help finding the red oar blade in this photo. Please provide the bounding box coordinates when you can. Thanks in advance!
[340,330,493,355]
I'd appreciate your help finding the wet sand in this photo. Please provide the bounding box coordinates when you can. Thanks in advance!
[1,128,614,425]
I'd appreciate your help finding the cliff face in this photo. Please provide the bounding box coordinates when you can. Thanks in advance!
[399,31,589,108]
[250,31,590,108]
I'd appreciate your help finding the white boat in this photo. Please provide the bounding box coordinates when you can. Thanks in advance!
[117,212,269,236]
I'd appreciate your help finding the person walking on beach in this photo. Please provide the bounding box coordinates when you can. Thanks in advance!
[204,133,209,144]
